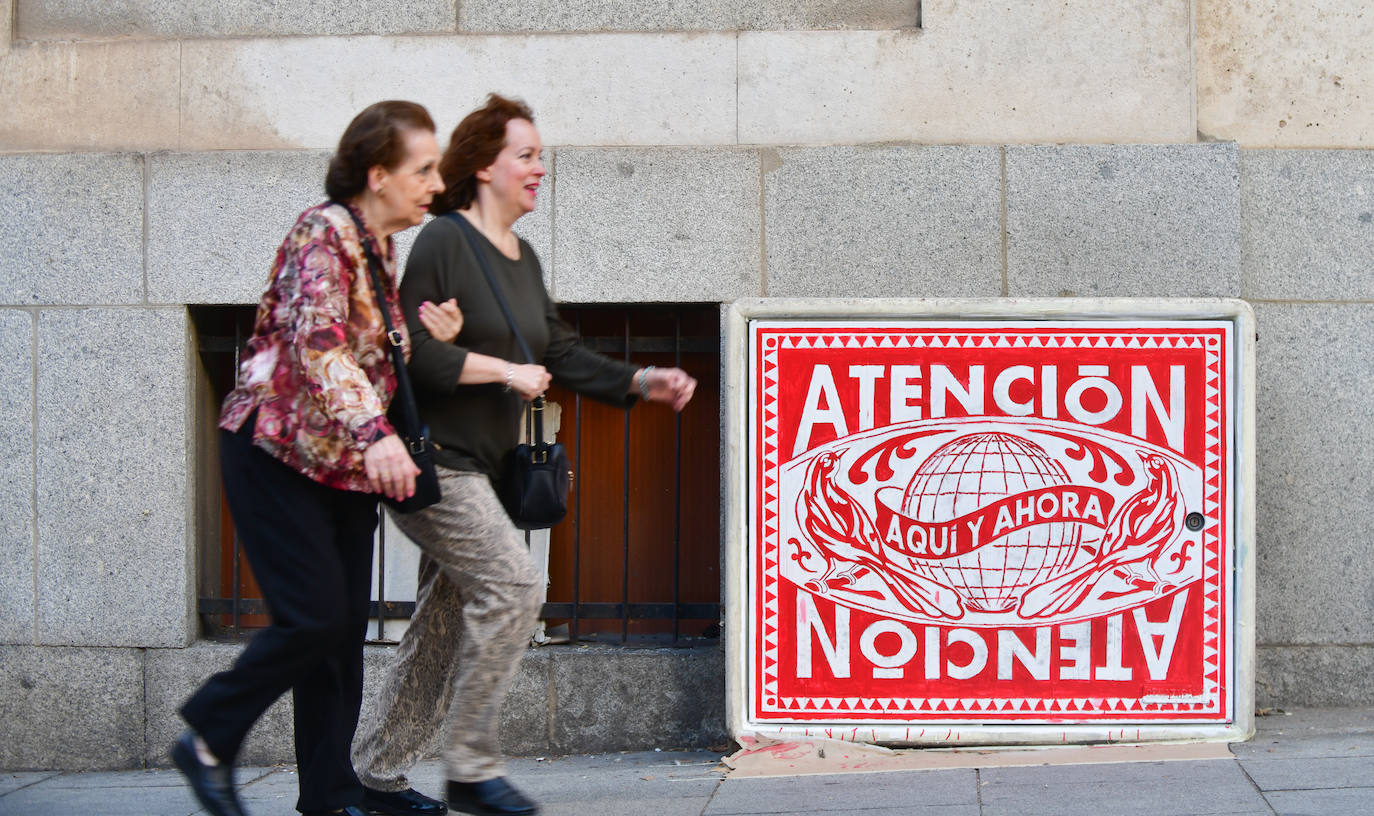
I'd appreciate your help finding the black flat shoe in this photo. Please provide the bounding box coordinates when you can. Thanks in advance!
[170,730,246,816]
[446,778,539,816]
[362,786,446,815]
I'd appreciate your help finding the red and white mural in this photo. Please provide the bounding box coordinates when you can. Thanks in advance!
[742,317,1246,741]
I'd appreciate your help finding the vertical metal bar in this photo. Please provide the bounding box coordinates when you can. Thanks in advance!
[621,312,631,644]
[672,311,683,644]
[231,316,243,638]
[375,506,386,642]
[571,312,583,643]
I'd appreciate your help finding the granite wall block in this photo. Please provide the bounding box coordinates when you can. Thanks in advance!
[0,645,144,770]
[147,151,331,305]
[0,311,35,644]
[1240,149,1374,300]
[35,308,193,648]
[145,144,553,302]
[764,146,1001,297]
[550,646,726,753]
[146,641,307,766]
[1257,646,1374,708]
[0,153,144,305]
[1006,143,1241,297]
[553,148,760,302]
[147,643,623,766]
[1252,303,1374,645]
[499,649,553,755]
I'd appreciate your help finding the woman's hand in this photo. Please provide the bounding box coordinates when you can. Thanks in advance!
[363,434,421,501]
[639,366,697,412]
[509,363,552,401]
[418,298,463,343]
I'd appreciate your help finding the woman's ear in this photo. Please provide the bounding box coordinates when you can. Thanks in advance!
[474,165,493,184]
[367,164,390,195]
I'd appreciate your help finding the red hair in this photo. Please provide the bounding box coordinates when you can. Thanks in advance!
[431,94,535,215]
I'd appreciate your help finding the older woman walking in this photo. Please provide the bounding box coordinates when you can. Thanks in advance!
[171,101,448,816]
[351,95,697,816]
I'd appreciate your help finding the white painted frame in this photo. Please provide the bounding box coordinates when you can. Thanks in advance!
[723,298,1256,746]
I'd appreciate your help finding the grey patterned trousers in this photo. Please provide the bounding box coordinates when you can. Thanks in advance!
[352,467,543,787]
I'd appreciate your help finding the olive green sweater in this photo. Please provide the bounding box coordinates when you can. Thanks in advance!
[398,214,637,476]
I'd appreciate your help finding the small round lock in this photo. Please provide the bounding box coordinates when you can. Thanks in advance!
[1185,512,1205,531]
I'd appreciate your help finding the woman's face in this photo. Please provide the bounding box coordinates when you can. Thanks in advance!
[478,118,546,216]
[375,128,445,230]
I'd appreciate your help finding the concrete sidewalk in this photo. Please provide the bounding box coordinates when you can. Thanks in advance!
[2,708,1371,815]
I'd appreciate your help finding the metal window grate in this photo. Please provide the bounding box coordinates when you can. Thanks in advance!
[192,303,721,647]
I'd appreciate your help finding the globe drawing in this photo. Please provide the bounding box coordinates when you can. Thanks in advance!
[900,432,1087,612]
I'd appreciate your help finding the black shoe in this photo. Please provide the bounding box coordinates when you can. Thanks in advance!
[446,778,538,816]
[170,730,246,816]
[362,786,446,816]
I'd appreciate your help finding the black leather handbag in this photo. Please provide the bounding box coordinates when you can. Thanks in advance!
[451,213,571,530]
[501,398,571,530]
[342,203,442,513]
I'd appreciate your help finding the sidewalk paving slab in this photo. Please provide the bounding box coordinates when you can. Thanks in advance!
[1236,752,1374,791]
[0,772,56,797]
[4,709,1374,815]
[1264,787,1374,816]
[705,768,977,814]
[979,758,1269,816]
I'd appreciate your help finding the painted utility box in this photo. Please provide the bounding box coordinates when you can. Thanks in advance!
[725,299,1255,745]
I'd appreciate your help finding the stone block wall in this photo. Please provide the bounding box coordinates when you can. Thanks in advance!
[0,0,1371,769]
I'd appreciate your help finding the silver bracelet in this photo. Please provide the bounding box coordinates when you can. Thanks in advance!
[504,363,515,393]
[638,365,655,400]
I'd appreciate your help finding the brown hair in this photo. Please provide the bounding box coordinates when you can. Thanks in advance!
[325,100,436,201]
[431,93,535,215]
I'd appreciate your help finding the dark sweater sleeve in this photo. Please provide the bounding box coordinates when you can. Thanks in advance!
[540,286,639,407]
[398,222,468,394]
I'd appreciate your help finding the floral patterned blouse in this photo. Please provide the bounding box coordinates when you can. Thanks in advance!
[219,200,409,493]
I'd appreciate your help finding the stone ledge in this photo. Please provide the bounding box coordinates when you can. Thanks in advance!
[1257,645,1374,708]
[0,645,145,771]
[1,640,1365,769]
[144,641,724,767]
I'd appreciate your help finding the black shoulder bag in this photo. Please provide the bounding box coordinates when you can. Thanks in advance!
[340,203,441,513]
[450,213,571,530]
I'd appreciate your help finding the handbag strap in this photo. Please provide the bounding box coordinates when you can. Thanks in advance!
[447,212,546,447]
[334,201,427,453]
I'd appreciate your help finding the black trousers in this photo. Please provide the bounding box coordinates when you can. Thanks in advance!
[182,423,378,812]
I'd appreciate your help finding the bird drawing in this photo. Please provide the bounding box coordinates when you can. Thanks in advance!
[795,451,964,619]
[1018,452,1189,619]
